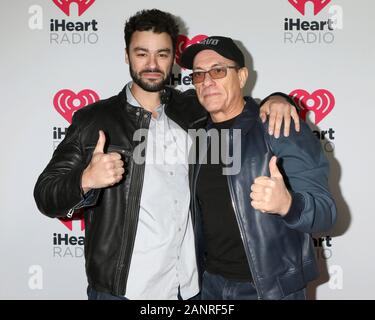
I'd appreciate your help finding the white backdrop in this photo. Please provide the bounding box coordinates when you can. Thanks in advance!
[0,0,374,300]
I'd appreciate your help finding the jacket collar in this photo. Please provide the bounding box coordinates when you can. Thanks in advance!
[118,84,171,115]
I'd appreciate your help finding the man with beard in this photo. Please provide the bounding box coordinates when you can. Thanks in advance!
[34,9,299,300]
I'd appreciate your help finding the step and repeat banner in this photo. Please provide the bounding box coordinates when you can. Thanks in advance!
[0,0,374,299]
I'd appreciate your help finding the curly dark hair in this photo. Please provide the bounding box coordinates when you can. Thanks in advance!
[124,9,179,56]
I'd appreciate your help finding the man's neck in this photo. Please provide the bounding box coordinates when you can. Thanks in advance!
[130,83,162,117]
[210,98,245,123]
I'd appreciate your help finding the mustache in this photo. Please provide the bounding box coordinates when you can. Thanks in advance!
[140,69,164,75]
[202,91,220,97]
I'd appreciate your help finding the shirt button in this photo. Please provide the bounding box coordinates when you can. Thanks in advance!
[169,172,174,176]
[144,114,148,119]
[178,228,182,232]
[136,111,140,116]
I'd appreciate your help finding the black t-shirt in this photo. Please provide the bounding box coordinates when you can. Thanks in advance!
[196,115,252,282]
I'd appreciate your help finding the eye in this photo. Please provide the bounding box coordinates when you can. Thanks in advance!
[136,53,147,57]
[193,71,204,78]
[211,67,225,76]
[158,53,169,58]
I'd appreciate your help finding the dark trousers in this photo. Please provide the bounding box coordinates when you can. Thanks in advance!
[201,271,306,300]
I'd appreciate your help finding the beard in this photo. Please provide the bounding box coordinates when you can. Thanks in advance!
[129,64,171,92]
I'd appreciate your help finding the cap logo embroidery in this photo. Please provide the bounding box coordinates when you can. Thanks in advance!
[202,39,219,45]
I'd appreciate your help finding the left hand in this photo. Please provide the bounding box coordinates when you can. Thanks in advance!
[260,95,300,138]
[250,156,292,216]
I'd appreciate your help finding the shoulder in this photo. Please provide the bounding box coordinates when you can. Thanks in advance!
[167,87,197,104]
[264,119,323,161]
[166,87,207,124]
[72,93,122,125]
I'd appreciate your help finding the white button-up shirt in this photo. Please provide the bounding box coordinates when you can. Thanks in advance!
[125,83,199,300]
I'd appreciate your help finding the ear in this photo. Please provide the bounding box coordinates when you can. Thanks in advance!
[125,48,129,65]
[238,67,248,89]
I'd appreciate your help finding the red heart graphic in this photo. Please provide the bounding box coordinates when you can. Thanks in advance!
[52,0,96,16]
[53,89,100,124]
[59,209,85,231]
[176,34,208,68]
[288,0,331,15]
[289,89,335,125]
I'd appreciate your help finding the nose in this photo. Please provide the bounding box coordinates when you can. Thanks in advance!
[147,54,158,69]
[202,71,214,87]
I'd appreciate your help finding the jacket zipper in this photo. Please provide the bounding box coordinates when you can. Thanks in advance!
[66,208,75,218]
[66,197,88,218]
[225,130,262,300]
[113,110,151,295]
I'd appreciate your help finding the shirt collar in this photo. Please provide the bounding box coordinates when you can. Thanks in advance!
[125,82,164,119]
[125,82,141,108]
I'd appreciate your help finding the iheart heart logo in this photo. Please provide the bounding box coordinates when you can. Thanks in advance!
[53,89,100,124]
[52,0,95,16]
[288,0,331,15]
[289,89,335,125]
[176,34,208,68]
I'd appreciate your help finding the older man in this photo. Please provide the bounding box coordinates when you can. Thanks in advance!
[181,36,336,300]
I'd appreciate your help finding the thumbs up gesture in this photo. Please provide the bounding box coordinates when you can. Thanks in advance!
[250,156,292,216]
[81,130,125,194]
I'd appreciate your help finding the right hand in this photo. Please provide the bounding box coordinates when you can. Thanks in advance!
[259,95,300,138]
[81,130,125,194]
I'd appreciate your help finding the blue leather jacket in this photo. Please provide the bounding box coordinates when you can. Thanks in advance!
[189,96,337,300]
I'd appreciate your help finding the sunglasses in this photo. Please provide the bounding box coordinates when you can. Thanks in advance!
[190,65,238,84]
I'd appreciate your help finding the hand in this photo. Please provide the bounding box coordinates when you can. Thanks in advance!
[250,156,292,216]
[81,130,125,194]
[259,95,300,138]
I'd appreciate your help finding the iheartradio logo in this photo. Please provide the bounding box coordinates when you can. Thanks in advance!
[52,0,95,16]
[289,89,335,125]
[176,34,207,68]
[288,0,331,16]
[53,89,99,124]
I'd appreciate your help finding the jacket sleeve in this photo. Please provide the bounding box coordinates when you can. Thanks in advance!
[265,120,337,233]
[33,113,99,218]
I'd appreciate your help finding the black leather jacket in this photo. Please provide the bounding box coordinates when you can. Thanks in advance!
[189,97,337,300]
[34,86,206,296]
